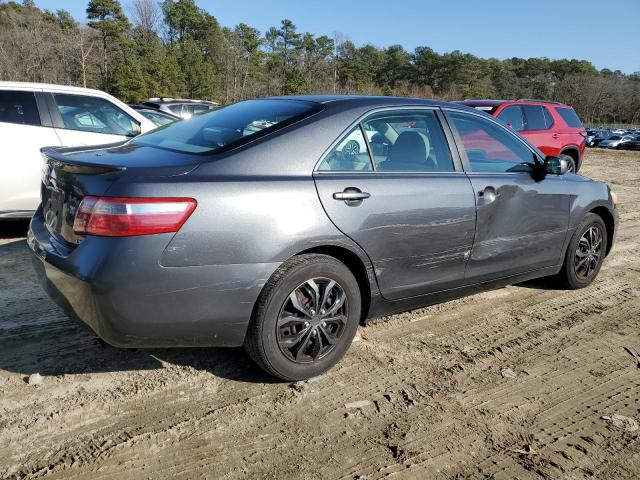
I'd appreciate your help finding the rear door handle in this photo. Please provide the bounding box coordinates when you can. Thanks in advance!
[552,133,560,139]
[333,188,370,204]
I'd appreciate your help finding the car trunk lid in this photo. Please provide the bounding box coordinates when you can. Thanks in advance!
[40,143,200,246]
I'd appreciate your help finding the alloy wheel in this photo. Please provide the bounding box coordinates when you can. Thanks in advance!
[343,140,360,157]
[277,278,348,363]
[574,226,603,279]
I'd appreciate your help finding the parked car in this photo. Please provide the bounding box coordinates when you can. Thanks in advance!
[142,98,219,120]
[586,129,612,147]
[29,96,617,381]
[598,134,636,149]
[621,136,640,151]
[0,82,156,219]
[456,99,586,172]
[129,104,180,127]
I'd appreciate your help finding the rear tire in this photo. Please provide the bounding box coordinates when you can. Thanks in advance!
[244,254,361,381]
[557,213,607,289]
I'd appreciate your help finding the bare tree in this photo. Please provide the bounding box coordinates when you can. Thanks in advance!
[129,0,162,35]
[76,27,97,87]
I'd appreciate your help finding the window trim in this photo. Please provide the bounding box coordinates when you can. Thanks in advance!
[541,106,555,130]
[313,106,465,175]
[442,107,544,176]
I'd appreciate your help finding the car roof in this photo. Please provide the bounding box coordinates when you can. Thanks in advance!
[0,80,108,96]
[458,98,571,108]
[265,94,459,109]
[146,98,218,105]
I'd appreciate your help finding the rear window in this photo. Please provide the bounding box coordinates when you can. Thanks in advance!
[555,107,583,128]
[0,90,40,126]
[134,99,322,154]
[522,105,550,130]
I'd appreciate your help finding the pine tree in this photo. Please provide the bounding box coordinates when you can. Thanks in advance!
[86,0,130,92]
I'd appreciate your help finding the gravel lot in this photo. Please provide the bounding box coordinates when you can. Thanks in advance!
[1,149,639,479]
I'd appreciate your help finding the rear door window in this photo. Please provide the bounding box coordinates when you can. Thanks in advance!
[522,105,549,130]
[53,94,139,136]
[362,109,454,172]
[0,90,40,126]
[497,106,524,131]
[317,126,373,171]
[555,107,584,128]
[542,107,554,129]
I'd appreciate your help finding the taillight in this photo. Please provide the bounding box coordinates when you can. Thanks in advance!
[73,196,197,237]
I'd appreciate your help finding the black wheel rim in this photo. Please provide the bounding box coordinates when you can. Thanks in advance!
[277,278,348,363]
[575,225,603,279]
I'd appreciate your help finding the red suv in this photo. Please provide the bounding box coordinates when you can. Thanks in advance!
[457,99,586,172]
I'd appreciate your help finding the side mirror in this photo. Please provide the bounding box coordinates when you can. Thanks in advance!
[545,156,569,175]
[127,122,142,137]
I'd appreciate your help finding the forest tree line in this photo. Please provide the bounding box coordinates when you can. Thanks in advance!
[1,0,639,125]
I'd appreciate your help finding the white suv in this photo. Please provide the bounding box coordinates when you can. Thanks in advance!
[0,82,156,218]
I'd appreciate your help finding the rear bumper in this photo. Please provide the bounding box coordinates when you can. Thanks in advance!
[28,209,280,348]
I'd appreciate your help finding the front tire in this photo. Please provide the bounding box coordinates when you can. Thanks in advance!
[244,254,361,381]
[557,213,607,289]
[560,153,577,173]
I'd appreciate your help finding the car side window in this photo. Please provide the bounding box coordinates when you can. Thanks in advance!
[497,105,524,131]
[0,90,40,126]
[449,111,534,173]
[53,94,139,136]
[542,107,554,129]
[317,125,373,172]
[522,105,549,131]
[362,109,454,172]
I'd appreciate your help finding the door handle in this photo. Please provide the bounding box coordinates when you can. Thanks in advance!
[478,186,499,202]
[552,133,560,139]
[333,188,370,204]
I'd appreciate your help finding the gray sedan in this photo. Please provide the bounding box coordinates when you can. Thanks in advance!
[29,96,618,381]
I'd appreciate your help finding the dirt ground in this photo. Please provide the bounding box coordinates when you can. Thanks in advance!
[1,149,639,480]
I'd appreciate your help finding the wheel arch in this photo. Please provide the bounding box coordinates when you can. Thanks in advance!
[294,245,373,323]
[560,146,581,170]
[589,206,615,256]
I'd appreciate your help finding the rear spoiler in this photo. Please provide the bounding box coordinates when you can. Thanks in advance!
[41,146,126,175]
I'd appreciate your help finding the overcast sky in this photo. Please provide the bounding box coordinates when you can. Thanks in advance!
[36,0,640,74]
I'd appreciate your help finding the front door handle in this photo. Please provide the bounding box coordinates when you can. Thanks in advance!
[333,187,370,204]
[552,133,560,139]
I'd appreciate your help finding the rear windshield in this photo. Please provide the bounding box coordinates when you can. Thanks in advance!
[555,107,583,128]
[133,99,321,154]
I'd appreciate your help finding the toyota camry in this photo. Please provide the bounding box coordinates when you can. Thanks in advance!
[29,96,618,381]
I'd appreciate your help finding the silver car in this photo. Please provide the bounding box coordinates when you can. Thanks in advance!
[599,135,634,149]
[29,96,618,381]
